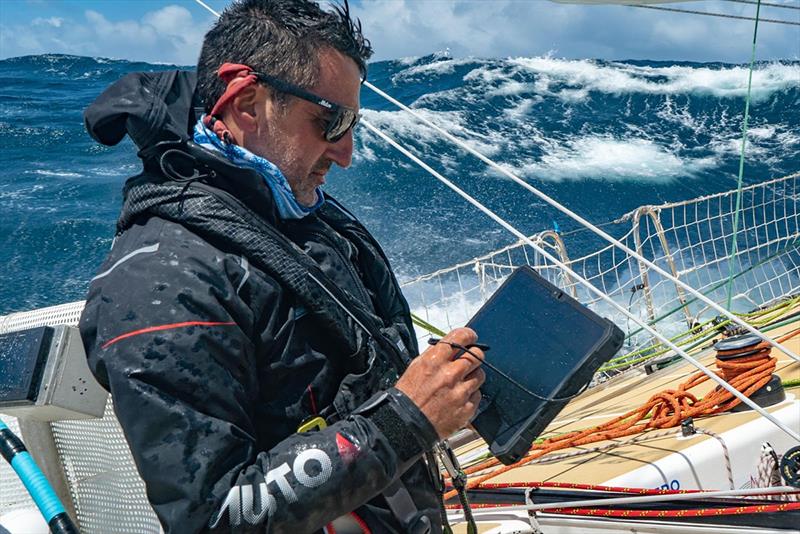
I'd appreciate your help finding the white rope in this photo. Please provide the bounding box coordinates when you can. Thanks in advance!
[362,81,800,366]
[193,0,220,18]
[696,428,735,490]
[524,487,543,534]
[361,118,800,443]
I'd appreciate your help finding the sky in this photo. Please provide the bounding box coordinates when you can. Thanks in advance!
[0,0,798,65]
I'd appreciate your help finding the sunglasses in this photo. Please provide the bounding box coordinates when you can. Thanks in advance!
[253,72,360,143]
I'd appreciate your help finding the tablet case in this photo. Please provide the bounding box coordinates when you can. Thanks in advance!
[467,266,624,465]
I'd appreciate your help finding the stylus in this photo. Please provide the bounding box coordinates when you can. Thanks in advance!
[427,337,589,403]
[427,337,491,351]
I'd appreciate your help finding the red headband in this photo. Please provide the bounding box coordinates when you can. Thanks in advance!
[202,63,258,142]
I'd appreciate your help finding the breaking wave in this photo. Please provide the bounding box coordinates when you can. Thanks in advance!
[1,53,798,313]
[500,136,716,182]
[475,57,799,101]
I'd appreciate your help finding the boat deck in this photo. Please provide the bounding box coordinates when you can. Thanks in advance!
[454,320,800,489]
[447,321,800,532]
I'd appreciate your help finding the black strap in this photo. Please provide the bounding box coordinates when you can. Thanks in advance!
[382,480,432,534]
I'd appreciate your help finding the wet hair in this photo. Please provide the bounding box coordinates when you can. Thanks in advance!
[196,0,372,113]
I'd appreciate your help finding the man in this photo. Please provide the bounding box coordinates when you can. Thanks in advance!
[79,1,485,532]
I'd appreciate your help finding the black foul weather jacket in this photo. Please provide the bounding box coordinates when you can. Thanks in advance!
[79,70,443,533]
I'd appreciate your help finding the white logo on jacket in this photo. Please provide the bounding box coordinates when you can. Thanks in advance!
[209,448,333,527]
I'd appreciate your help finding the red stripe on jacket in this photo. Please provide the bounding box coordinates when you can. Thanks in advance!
[101,321,236,349]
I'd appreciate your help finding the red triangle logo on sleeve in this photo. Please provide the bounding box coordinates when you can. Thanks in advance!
[336,432,361,464]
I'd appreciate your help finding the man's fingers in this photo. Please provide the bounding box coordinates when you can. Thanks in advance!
[467,389,482,416]
[400,327,487,438]
[451,346,485,378]
[442,327,478,347]
[462,366,485,394]
[427,327,479,363]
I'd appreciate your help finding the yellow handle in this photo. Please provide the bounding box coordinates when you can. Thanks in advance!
[297,416,327,433]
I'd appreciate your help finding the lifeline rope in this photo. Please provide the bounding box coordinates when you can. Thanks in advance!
[726,0,763,309]
[444,327,800,501]
[457,500,800,518]
[446,486,800,524]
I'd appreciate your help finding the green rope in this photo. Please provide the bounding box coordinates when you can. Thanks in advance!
[783,378,800,389]
[411,313,447,337]
[626,239,799,342]
[602,293,800,371]
[726,0,762,310]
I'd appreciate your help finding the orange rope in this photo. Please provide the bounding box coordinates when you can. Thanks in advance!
[443,332,794,501]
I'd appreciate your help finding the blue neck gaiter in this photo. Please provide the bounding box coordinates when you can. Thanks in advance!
[193,117,324,220]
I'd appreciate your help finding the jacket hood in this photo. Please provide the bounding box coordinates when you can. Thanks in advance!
[85,69,285,225]
[84,70,198,155]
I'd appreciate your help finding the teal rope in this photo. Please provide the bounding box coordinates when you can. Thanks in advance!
[726,0,762,310]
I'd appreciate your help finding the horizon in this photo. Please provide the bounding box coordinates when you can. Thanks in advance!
[3,51,799,68]
[1,1,798,65]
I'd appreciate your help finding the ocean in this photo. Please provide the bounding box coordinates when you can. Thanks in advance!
[0,53,798,316]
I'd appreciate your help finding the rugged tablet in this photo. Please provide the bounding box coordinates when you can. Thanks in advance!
[467,266,624,465]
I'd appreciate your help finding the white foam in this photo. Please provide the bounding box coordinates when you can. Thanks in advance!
[654,97,708,133]
[485,80,534,98]
[360,56,794,187]
[748,126,776,140]
[464,57,799,102]
[502,97,542,120]
[708,123,800,159]
[395,55,421,66]
[360,108,502,157]
[87,168,127,177]
[392,56,483,83]
[361,109,716,183]
[503,136,715,182]
[29,170,82,178]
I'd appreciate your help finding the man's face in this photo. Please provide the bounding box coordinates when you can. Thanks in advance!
[247,48,361,207]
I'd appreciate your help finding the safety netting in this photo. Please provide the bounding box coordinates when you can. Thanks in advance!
[401,172,800,370]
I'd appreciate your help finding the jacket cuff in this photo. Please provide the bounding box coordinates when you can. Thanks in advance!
[356,388,439,463]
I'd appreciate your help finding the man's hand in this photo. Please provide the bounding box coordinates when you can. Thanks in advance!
[395,327,486,439]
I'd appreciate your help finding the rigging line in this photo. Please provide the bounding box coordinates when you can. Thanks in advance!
[360,117,800,443]
[194,0,221,18]
[362,81,800,366]
[727,0,762,310]
[723,0,800,10]
[624,3,800,26]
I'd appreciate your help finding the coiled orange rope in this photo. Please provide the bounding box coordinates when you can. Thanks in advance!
[444,329,799,501]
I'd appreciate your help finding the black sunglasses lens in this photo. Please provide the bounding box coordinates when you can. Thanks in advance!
[325,109,359,142]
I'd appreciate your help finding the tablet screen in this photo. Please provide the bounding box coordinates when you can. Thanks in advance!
[467,267,618,454]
